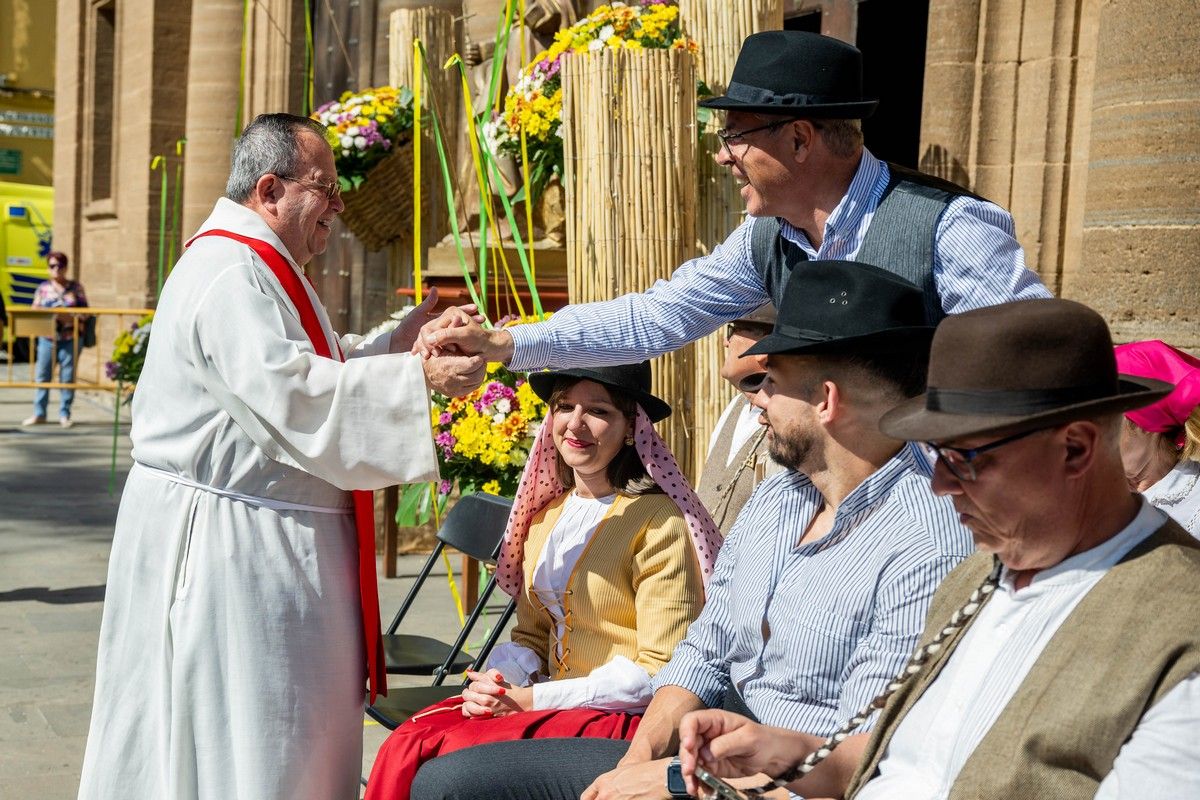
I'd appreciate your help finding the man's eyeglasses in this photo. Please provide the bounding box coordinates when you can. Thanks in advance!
[276,174,341,201]
[48,262,66,270]
[725,321,772,340]
[715,120,790,156]
[919,427,1045,482]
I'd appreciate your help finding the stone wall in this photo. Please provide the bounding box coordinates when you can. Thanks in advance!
[54,0,192,309]
[1067,0,1200,351]
[919,0,1199,350]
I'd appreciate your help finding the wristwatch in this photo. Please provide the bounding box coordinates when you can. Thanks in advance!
[666,756,691,798]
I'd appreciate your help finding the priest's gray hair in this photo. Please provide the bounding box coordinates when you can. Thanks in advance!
[225,113,327,203]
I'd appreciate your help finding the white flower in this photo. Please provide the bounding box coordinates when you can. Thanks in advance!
[588,38,605,52]
[341,149,351,158]
[330,102,342,112]
[347,125,360,136]
[492,412,507,425]
[598,24,615,40]
[495,398,512,414]
[340,135,355,149]
[354,135,368,149]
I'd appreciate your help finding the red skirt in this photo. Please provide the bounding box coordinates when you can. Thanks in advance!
[363,696,642,800]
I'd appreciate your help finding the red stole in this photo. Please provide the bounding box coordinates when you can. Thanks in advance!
[191,229,387,702]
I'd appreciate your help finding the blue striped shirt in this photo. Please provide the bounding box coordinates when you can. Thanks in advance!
[508,150,1050,371]
[650,443,975,735]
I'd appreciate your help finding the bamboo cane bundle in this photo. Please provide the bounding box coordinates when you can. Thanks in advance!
[679,0,783,479]
[389,8,461,244]
[563,48,699,477]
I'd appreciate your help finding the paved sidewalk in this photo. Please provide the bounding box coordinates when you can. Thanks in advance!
[0,387,503,798]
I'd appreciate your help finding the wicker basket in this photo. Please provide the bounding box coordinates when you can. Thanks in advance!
[338,140,417,251]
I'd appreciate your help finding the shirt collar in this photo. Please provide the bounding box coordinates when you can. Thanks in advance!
[792,442,926,551]
[187,197,301,270]
[778,148,888,251]
[1000,497,1169,592]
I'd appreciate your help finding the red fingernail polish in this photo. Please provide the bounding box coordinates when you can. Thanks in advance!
[497,687,506,695]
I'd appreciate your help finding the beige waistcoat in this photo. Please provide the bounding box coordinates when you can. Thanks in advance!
[847,519,1200,800]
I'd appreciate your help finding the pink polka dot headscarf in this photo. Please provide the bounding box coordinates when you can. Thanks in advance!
[495,405,724,598]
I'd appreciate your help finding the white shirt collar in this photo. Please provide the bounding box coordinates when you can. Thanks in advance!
[186,197,301,270]
[1000,497,1168,593]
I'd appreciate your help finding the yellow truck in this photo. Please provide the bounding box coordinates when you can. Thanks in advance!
[0,180,54,360]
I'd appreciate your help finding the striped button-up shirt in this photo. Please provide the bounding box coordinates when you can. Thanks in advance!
[508,149,1049,371]
[651,443,975,735]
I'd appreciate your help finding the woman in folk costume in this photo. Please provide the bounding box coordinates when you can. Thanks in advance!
[365,361,722,799]
[1115,340,1200,535]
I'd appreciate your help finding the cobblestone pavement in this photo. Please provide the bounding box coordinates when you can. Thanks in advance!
[0,388,505,799]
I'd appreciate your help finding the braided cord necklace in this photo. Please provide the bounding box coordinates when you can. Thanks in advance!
[735,559,1004,797]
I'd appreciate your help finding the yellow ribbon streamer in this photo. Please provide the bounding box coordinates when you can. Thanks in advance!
[517,0,537,286]
[413,39,424,304]
[444,54,528,320]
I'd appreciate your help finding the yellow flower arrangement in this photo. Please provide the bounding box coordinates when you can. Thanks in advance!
[311,86,414,191]
[428,362,548,499]
[482,1,697,201]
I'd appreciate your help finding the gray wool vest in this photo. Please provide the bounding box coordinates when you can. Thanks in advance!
[750,164,984,325]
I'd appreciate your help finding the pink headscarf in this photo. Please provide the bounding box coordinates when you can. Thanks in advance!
[495,406,723,598]
[1115,340,1200,447]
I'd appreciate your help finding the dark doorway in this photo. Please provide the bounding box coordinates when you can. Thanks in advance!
[857,0,929,168]
[785,11,823,33]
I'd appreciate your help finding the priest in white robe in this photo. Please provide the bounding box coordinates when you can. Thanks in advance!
[78,113,486,800]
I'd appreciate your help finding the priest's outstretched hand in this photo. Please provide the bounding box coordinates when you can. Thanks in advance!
[414,306,516,364]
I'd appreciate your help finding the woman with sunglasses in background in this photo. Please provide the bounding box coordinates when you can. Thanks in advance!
[23,251,89,428]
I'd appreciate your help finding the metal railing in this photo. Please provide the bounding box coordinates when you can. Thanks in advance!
[2,307,155,391]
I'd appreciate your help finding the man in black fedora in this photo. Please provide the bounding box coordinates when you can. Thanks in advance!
[407,262,975,800]
[676,298,1200,800]
[416,30,1049,373]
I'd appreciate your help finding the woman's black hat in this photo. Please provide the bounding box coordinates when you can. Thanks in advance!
[699,31,878,119]
[528,361,672,423]
[745,260,935,358]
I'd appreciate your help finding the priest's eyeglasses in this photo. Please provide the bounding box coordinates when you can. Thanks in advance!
[919,427,1044,482]
[277,174,341,201]
[715,120,789,156]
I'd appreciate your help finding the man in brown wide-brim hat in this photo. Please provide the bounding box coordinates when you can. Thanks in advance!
[676,298,1200,800]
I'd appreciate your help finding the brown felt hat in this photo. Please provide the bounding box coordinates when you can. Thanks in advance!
[879,299,1173,442]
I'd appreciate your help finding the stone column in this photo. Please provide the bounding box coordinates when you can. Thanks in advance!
[1066,0,1200,350]
[181,0,243,237]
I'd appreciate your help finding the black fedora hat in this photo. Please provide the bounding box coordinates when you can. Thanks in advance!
[879,299,1174,442]
[699,31,878,119]
[744,260,935,358]
[528,361,672,423]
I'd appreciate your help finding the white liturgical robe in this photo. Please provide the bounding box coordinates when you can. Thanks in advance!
[77,199,438,800]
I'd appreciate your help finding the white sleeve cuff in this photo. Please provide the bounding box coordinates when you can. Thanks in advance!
[532,655,653,712]
[485,642,545,687]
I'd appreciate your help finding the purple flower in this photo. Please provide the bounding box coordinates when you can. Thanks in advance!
[438,479,453,495]
[105,361,118,380]
[438,412,453,425]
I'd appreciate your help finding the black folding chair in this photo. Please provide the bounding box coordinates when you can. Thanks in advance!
[366,595,517,729]
[381,492,514,677]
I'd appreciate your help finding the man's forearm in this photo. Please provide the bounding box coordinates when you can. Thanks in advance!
[621,685,707,764]
[789,732,869,799]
